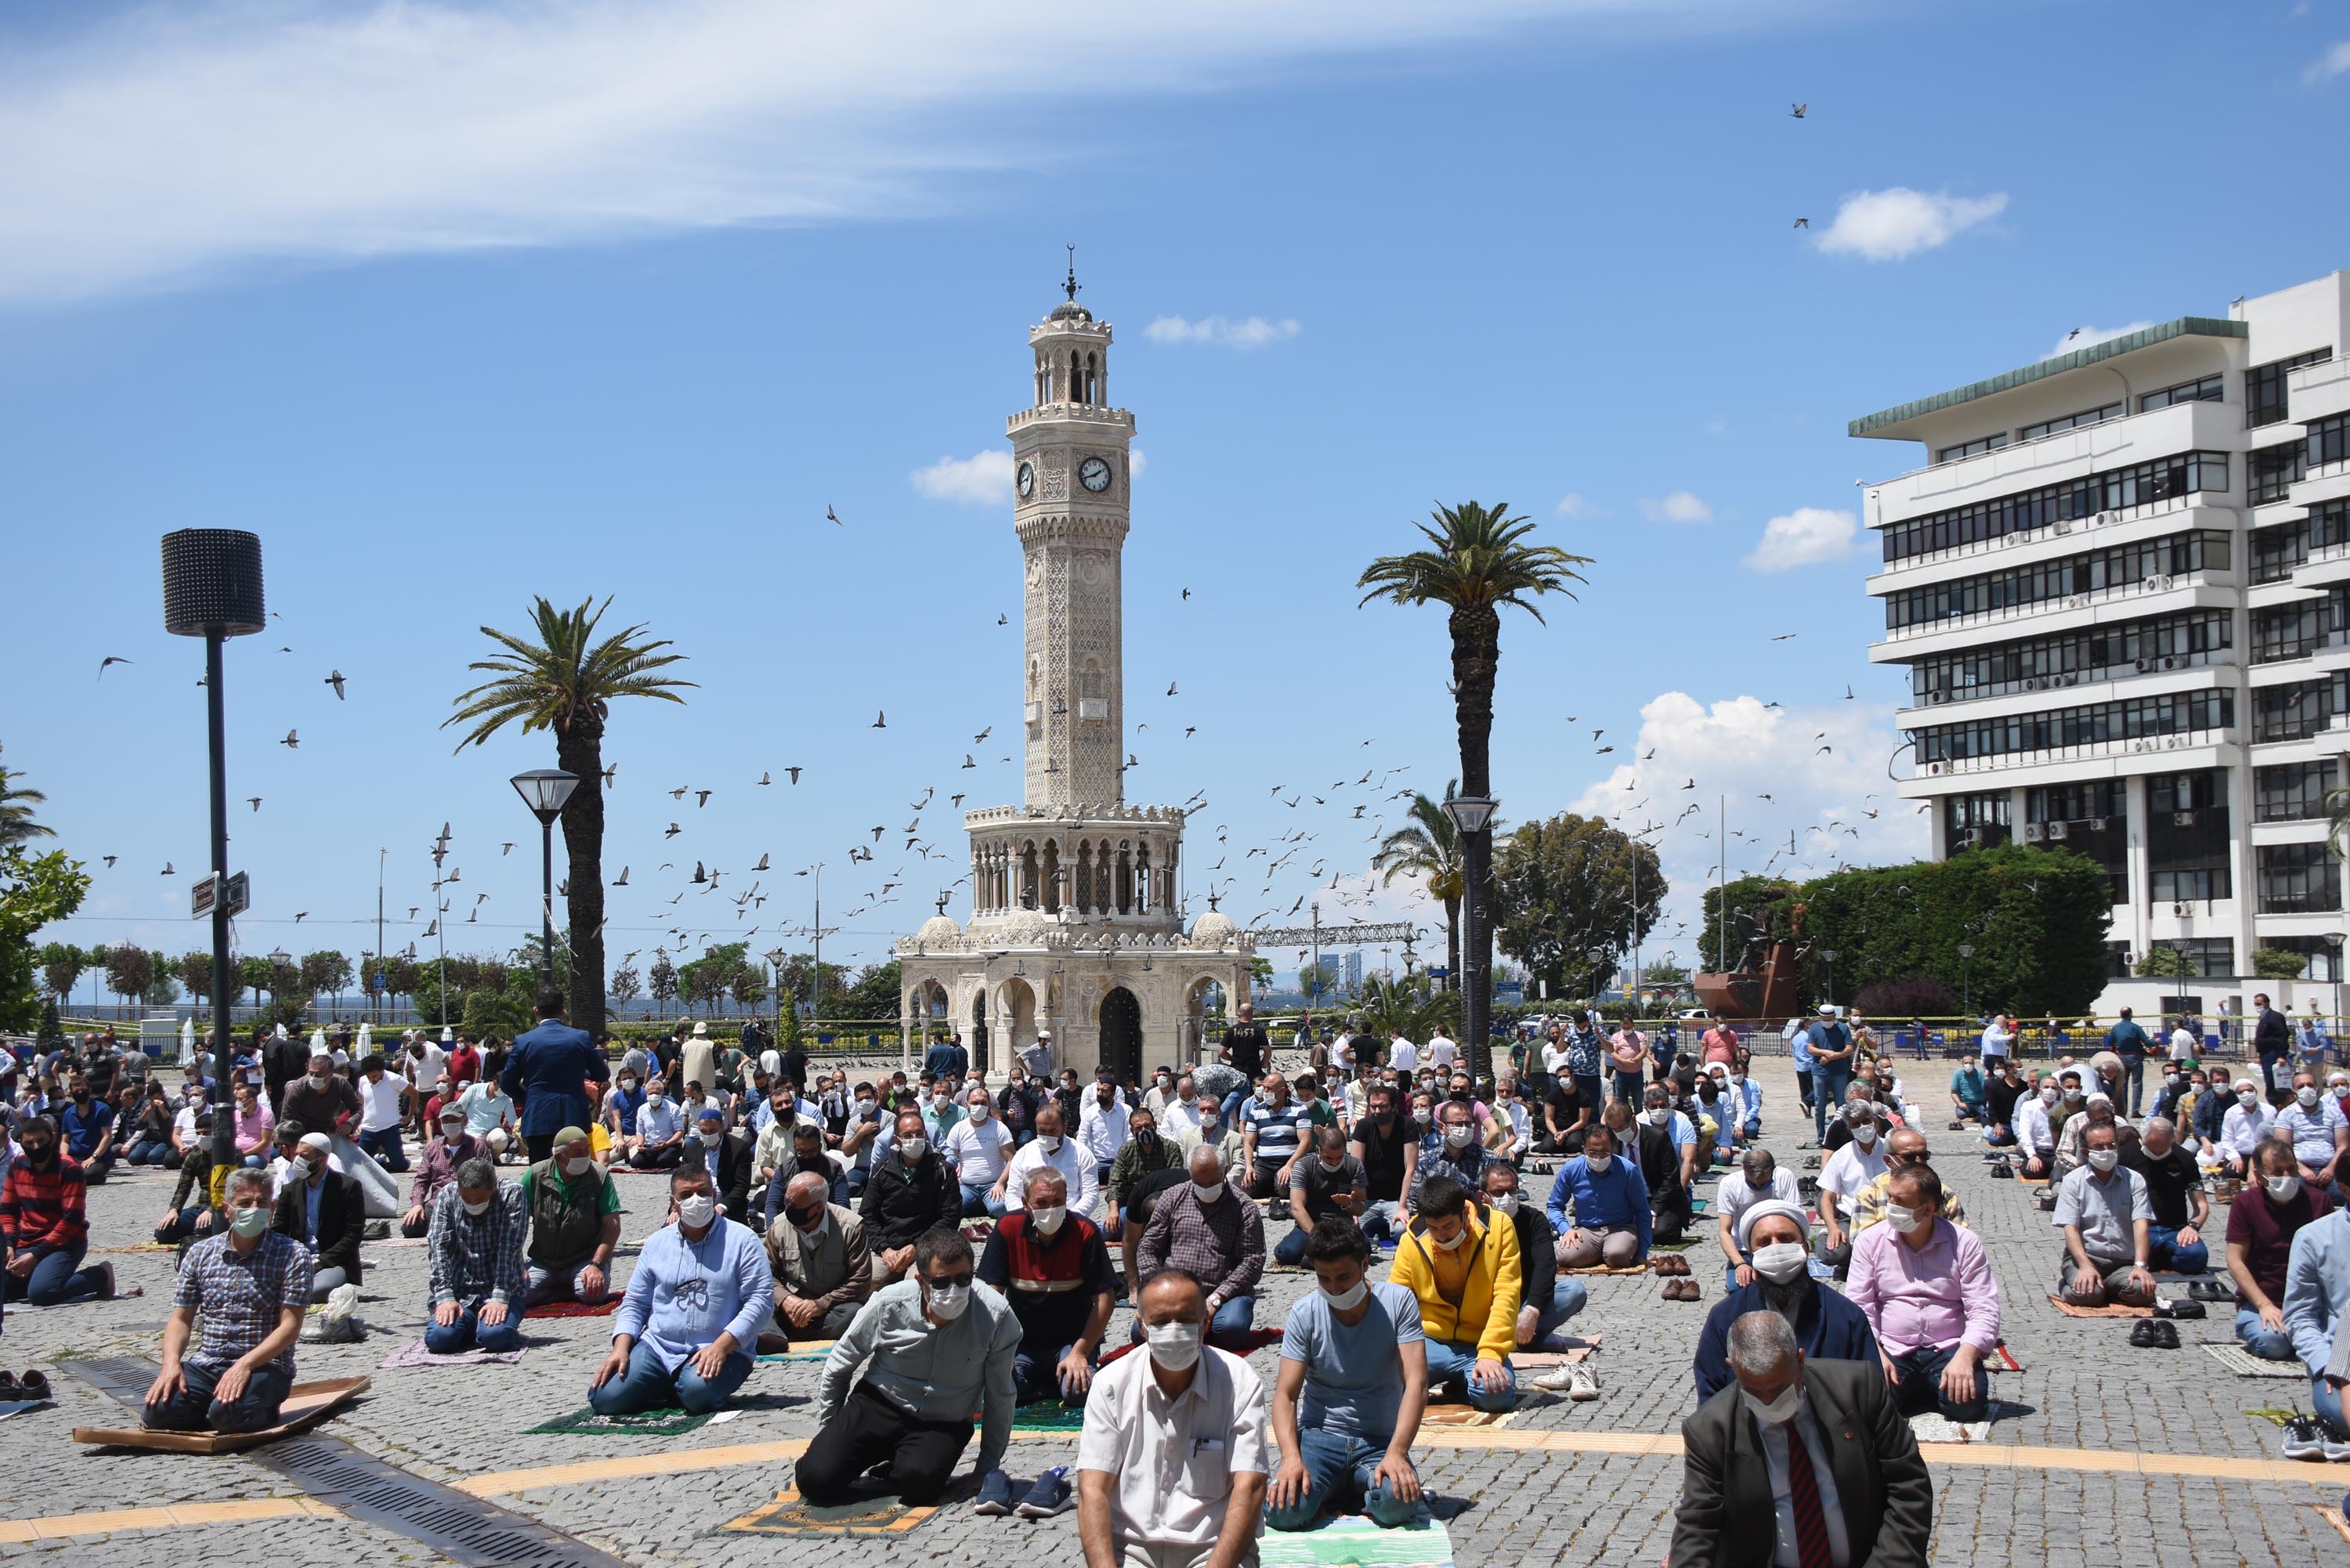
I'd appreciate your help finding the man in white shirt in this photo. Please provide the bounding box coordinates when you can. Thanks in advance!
[1161,1075,1206,1139]
[1076,1076,1133,1190]
[945,1086,1015,1218]
[1000,1104,1102,1219]
[2168,1019,2199,1064]
[2015,1077,2058,1180]
[354,1055,411,1173]
[1714,1147,1800,1289]
[2274,1070,2349,1185]
[1075,1270,1268,1568]
[2218,1077,2277,1176]
[1980,1013,2014,1064]
[403,1031,450,1113]
[1425,1029,1458,1072]
[628,1082,686,1169]
[1388,1031,1420,1078]
[1816,1105,1889,1276]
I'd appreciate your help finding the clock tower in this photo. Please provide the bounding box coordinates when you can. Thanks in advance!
[1010,262,1134,810]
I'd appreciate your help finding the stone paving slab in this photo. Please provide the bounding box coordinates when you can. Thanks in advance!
[4,1050,2344,1567]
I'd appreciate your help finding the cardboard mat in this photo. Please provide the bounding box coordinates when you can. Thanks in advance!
[524,1297,621,1320]
[1417,1404,1510,1429]
[378,1336,525,1369]
[527,1405,712,1437]
[718,1483,935,1537]
[2044,1295,2154,1319]
[1560,1263,1651,1277]
[757,1339,838,1364]
[1260,1512,1455,1566]
[2204,1342,2311,1378]
[72,1375,369,1454]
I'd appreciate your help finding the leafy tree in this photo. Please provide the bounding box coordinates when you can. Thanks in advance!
[1247,956,1274,992]
[732,962,767,1013]
[237,954,272,1003]
[2136,945,2194,984]
[1358,970,1459,1043]
[647,951,678,1018]
[1358,500,1590,1078]
[0,848,91,1031]
[1851,974,1958,1020]
[2252,946,2311,981]
[0,745,53,852]
[610,964,642,1008]
[36,995,63,1051]
[302,951,353,1013]
[676,941,751,1016]
[779,995,804,1048]
[39,941,85,1001]
[445,595,695,1035]
[461,988,530,1041]
[1642,960,1690,987]
[838,959,903,1021]
[1372,782,1469,992]
[141,949,179,1006]
[1296,962,1337,1003]
[1492,813,1663,1000]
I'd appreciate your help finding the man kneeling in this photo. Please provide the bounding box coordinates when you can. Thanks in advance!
[1267,1216,1426,1530]
[976,1166,1115,1403]
[2055,1122,2157,1310]
[588,1165,768,1414]
[425,1158,526,1356]
[144,1168,311,1433]
[797,1226,1020,1506]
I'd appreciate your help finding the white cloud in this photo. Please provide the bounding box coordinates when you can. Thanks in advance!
[2048,320,2153,358]
[1743,507,1856,572]
[1555,493,1596,518]
[910,450,1011,504]
[1144,315,1300,349]
[2305,41,2350,82]
[1129,449,1148,479]
[1639,490,1713,523]
[1567,692,1929,950]
[1815,187,2008,262]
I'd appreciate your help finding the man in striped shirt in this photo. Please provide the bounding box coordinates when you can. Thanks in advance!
[1,1115,115,1306]
[426,1158,529,1355]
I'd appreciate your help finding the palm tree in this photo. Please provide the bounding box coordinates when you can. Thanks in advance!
[1372,782,1468,991]
[445,596,694,1035]
[0,744,53,851]
[1359,500,1589,1074]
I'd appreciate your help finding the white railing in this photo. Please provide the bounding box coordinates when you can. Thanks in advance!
[1882,570,2224,643]
[1911,726,2234,779]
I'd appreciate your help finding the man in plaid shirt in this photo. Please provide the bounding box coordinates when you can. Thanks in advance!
[146,1166,312,1433]
[1133,1143,1264,1353]
[426,1157,528,1355]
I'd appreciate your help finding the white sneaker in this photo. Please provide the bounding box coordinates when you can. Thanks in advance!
[1531,1364,1579,1393]
[2325,1433,2350,1463]
[323,1283,360,1324]
[1567,1364,1600,1401]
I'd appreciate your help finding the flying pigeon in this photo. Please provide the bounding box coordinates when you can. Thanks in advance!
[613,867,630,887]
[160,862,173,875]
[102,855,117,868]
[827,504,842,525]
[294,912,308,923]
[98,656,132,679]
[247,797,262,811]
[873,711,886,728]
[786,767,803,785]
[602,764,617,783]
[280,730,298,748]
[753,853,770,871]
[501,842,515,854]
[1791,103,1806,117]
[1166,681,1177,696]
[324,670,345,700]
[669,786,689,799]
[664,823,682,838]
[757,772,771,786]
[695,790,712,808]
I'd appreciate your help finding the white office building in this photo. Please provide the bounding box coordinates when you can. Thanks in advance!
[1854,271,2350,1017]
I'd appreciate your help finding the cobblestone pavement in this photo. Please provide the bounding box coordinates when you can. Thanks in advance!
[4,1050,2346,1566]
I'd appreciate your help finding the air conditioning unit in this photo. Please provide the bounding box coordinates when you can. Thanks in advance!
[2173,902,2189,916]
[2023,677,2041,691]
[2022,822,2046,843]
[2135,657,2153,672]
[1927,761,1947,775]
[2048,820,2071,840]
[2174,810,2198,827]
[2167,737,2186,749]
[2061,673,2080,685]
[1927,691,1947,704]
[2088,815,2108,832]
[2157,573,2175,590]
[2144,576,2163,591]
[2055,519,2074,535]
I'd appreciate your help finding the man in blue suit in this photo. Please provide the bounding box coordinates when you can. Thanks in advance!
[501,988,609,1163]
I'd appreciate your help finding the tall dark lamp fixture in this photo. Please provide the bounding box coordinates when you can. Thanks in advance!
[161,527,265,1185]
[511,769,580,990]
[1442,795,1499,1082]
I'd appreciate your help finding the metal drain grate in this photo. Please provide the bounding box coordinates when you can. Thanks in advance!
[67,1357,630,1568]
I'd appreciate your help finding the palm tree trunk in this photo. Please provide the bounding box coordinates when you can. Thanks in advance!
[1448,602,1502,1080]
[1443,896,1460,994]
[555,721,608,1037]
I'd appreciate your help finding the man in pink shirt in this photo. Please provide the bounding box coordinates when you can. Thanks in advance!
[1845,1163,1999,1422]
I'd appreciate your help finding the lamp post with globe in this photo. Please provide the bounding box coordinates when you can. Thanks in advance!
[510,769,580,991]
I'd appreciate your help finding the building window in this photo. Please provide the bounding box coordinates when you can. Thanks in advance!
[2251,440,2308,506]
[2262,936,2344,983]
[1911,688,2234,764]
[1909,609,2230,703]
[2026,781,2127,900]
[2247,348,2332,429]
[1936,433,2009,464]
[2309,412,2350,470]
[2019,402,2124,442]
[2248,500,2350,585]
[2138,374,2225,414]
[2149,769,2232,904]
[2251,588,2348,664]
[2254,761,2339,822]
[1885,529,2231,632]
[1944,793,2010,851]
[2258,842,2341,914]
[2252,674,2349,742]
[1881,450,2230,565]
[2155,938,2236,977]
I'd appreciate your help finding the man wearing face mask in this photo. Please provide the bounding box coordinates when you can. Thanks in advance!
[977,1167,1116,1403]
[1549,1123,1651,1271]
[278,1049,362,1148]
[1716,1148,1801,1292]
[1000,1102,1102,1223]
[947,1086,1018,1219]
[2274,1069,2350,1187]
[2254,990,2294,1107]
[1242,1071,1314,1202]
[1485,1163,1589,1385]
[2228,1140,2330,1361]
[2015,1072,2059,1179]
[424,1158,527,1355]
[1107,1107,1181,1237]
[2054,1122,2156,1308]
[862,1107,959,1288]
[2119,1115,2209,1275]
[766,1170,873,1342]
[1076,1268,1267,1565]
[1408,1100,1494,1216]
[1136,1146,1266,1354]
[143,1168,312,1433]
[682,1104,754,1218]
[522,1128,621,1306]
[802,1227,1019,1505]
[502,988,611,1165]
[1693,1204,1879,1404]
[1671,1310,1931,1568]
[55,1073,118,1185]
[1350,1084,1420,1244]
[1846,1165,1998,1423]
[1,1115,119,1305]
[2280,1176,2350,1454]
[590,1165,771,1415]
[2217,1075,2277,1178]
[271,1131,364,1302]
[1622,1086,1697,1245]
[1077,1072,1133,1198]
[1275,1126,1368,1268]
[1849,1130,1968,1237]
[1814,1104,1889,1277]
[1387,1175,1520,1411]
[1267,1218,1428,1530]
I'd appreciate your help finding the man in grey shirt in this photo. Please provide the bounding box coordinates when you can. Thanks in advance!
[2053,1122,2155,1308]
[797,1227,1021,1506]
[1276,1126,1367,1269]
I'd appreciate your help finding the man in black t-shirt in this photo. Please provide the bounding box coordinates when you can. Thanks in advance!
[2120,1114,2211,1274]
[1538,1076,1588,1153]
[1346,1082,1418,1243]
[1220,1002,1271,1122]
[1983,1057,2026,1147]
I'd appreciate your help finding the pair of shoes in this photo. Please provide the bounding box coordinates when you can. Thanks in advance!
[0,1373,20,1399]
[2129,1319,2180,1349]
[1662,1278,1701,1302]
[973,1469,1018,1515]
[1947,1119,1964,1130]
[2190,1280,2231,1302]
[1652,1255,1689,1277]
[2285,1412,2327,1461]
[1015,1468,1074,1519]
[1535,1362,1601,1400]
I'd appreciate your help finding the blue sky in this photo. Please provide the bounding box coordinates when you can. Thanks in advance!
[4,0,2348,991]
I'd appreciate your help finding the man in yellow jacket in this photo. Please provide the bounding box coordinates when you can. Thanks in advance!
[1386,1174,1521,1411]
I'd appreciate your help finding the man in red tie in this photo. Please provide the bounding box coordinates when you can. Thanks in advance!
[1668,1310,1932,1568]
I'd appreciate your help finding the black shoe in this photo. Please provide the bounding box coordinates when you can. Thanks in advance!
[15,1371,47,1401]
[2151,1320,2181,1348]
[2167,1298,2205,1320]
[2128,1321,2157,1347]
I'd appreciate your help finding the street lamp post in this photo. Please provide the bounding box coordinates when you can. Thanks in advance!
[1821,948,1840,1009]
[765,946,790,1037]
[1442,795,1499,1083]
[267,948,291,1024]
[510,770,580,992]
[2327,931,2347,1039]
[1957,944,1976,1022]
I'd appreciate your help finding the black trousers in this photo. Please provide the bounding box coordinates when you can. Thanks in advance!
[526,1133,556,1163]
[795,1381,975,1505]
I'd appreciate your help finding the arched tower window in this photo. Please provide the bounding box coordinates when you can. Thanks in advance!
[1020,842,1039,910]
[1115,844,1133,916]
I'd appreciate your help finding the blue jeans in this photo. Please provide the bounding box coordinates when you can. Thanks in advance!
[1956,1100,1988,1127]
[425,1299,524,1355]
[1265,1429,1419,1530]
[358,1125,410,1173]
[1813,1064,1853,1143]
[2316,1373,2346,1440]
[156,1206,215,1245]
[1611,1071,1644,1108]
[1530,1278,1588,1346]
[5,1241,105,1306]
[525,1257,610,1306]
[1421,1335,1517,1411]
[126,1138,174,1166]
[2118,1057,2146,1118]
[143,1359,294,1433]
[2146,1223,2209,1275]
[958,1180,1006,1219]
[1130,1293,1257,1355]
[588,1337,753,1414]
[1361,1200,1401,1243]
[1885,1342,1987,1422]
[1274,1224,1312,1267]
[2236,1305,2297,1360]
[1012,1339,1086,1403]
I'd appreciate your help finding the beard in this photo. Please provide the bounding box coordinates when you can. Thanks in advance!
[1759,1274,1812,1315]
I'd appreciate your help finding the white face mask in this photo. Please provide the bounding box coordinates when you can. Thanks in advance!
[1320,1278,1368,1310]
[674,1193,718,1228]
[440,1122,466,1140]
[1587,1153,1614,1175]
[461,1196,493,1217]
[1192,1180,1225,1204]
[856,1098,875,1114]
[1145,1319,1202,1371]
[2040,1087,2059,1104]
[1647,1108,1670,1126]
[306,1073,328,1091]
[1444,1125,1474,1149]
[1318,1156,1345,1173]
[562,1155,595,1176]
[1741,1382,1801,1425]
[1885,1203,1925,1233]
[1030,1204,1066,1235]
[2063,1088,2084,1104]
[967,1104,989,1123]
[2086,1149,2118,1174]
[1752,1241,1809,1282]
[2268,1175,2305,1201]
[898,1136,927,1163]
[2298,1086,2322,1108]
[1430,1224,1470,1251]
[1037,1133,1063,1153]
[2240,1090,2261,1110]
[925,1280,972,1321]
[1489,1191,1519,1216]
[1851,1124,1878,1146]
[1727,1072,1744,1085]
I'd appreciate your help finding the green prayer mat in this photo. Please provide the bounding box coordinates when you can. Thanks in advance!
[974,1401,1089,1433]
[1259,1512,1455,1567]
[528,1406,714,1436]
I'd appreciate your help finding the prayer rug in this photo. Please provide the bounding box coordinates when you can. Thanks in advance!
[2044,1295,2153,1318]
[95,1241,177,1255]
[1260,1512,1455,1567]
[1511,1335,1603,1369]
[2204,1343,2310,1378]
[1560,1264,1651,1277]
[2247,1407,2301,1427]
[718,1483,935,1537]
[1416,1404,1509,1429]
[526,1406,711,1437]
[378,1336,525,1369]
[523,1296,621,1320]
[71,1376,370,1454]
[1906,1400,2027,1444]
[757,1340,838,1363]
[974,1402,1089,1433]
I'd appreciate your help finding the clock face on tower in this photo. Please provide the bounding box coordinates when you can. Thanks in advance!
[1016,461,1036,499]
[1079,456,1113,493]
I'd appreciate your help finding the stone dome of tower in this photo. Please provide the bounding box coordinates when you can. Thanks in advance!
[1189,910,1238,948]
[916,915,963,947]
